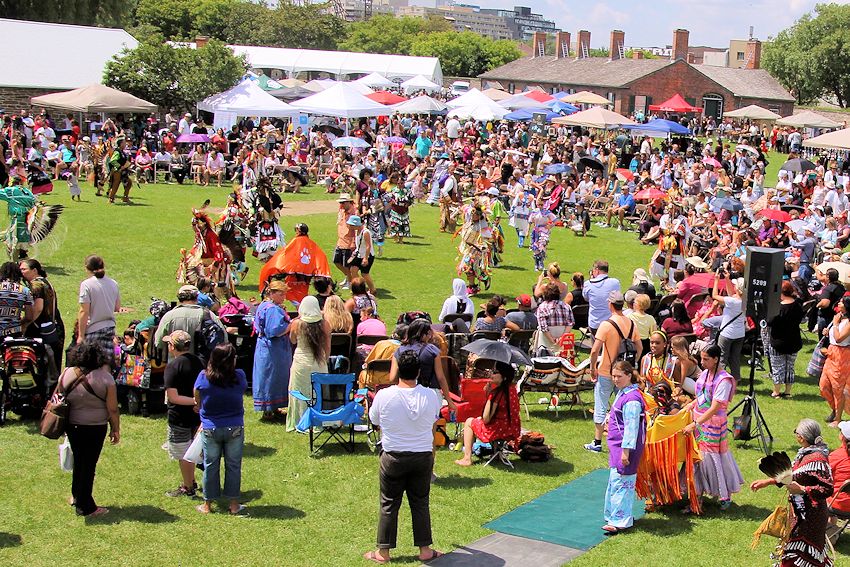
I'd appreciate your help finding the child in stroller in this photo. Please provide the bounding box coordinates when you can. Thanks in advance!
[0,336,49,424]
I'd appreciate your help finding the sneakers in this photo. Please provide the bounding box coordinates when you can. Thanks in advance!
[583,441,603,453]
[166,485,197,498]
[616,226,623,231]
[431,472,438,483]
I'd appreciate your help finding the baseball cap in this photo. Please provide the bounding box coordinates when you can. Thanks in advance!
[178,284,199,295]
[608,290,624,305]
[839,421,850,439]
[515,294,532,307]
[163,330,192,350]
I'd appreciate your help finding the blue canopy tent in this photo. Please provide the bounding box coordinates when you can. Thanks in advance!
[624,118,692,136]
[503,108,561,122]
[545,100,580,114]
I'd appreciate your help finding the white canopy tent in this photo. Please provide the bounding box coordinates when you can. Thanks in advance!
[551,107,635,129]
[292,83,392,119]
[303,79,338,93]
[482,88,511,101]
[392,95,447,115]
[400,74,441,94]
[229,45,443,84]
[723,105,781,120]
[355,72,396,89]
[445,89,507,113]
[198,80,299,117]
[448,104,508,122]
[347,81,375,95]
[803,128,850,150]
[499,94,548,110]
[777,110,843,129]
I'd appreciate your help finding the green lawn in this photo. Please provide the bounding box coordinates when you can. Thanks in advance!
[0,173,846,567]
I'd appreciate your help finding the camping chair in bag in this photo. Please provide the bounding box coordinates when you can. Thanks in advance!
[291,372,363,455]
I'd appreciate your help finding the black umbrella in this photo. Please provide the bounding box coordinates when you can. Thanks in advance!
[285,166,308,186]
[780,158,817,174]
[578,156,604,171]
[461,339,532,367]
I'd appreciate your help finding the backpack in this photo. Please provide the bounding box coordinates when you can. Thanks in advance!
[194,310,227,363]
[608,319,638,367]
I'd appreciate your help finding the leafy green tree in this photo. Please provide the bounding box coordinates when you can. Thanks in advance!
[764,3,850,106]
[104,36,247,110]
[410,31,521,77]
[134,0,194,39]
[338,15,448,55]
[0,0,136,27]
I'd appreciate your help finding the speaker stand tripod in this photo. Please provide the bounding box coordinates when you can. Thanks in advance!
[728,333,773,455]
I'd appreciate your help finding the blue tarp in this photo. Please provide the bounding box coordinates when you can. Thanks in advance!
[504,108,561,122]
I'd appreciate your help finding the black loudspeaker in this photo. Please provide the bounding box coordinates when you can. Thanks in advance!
[742,246,784,322]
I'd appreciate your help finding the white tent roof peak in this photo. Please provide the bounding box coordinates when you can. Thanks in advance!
[293,83,392,119]
[355,72,396,89]
[197,80,298,118]
[400,74,441,93]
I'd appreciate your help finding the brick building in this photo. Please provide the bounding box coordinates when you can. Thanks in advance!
[0,19,137,112]
[479,29,794,119]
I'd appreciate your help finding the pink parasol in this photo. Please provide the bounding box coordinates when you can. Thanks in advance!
[759,209,792,223]
[615,168,635,182]
[702,156,722,169]
[634,187,667,200]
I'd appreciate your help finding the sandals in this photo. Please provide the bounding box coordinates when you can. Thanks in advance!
[602,524,627,535]
[230,504,248,516]
[419,550,444,562]
[363,551,390,564]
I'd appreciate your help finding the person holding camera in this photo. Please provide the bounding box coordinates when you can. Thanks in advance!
[710,273,746,380]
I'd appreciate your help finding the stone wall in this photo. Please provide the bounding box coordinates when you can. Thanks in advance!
[0,87,67,114]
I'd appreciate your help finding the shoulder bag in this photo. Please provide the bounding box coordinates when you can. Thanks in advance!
[37,279,60,344]
[40,369,88,439]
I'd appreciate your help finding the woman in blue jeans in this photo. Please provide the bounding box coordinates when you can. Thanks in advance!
[194,343,248,515]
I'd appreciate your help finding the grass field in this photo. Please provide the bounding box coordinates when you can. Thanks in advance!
[0,159,847,567]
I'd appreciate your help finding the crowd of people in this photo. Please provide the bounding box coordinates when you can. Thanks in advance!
[4,96,850,566]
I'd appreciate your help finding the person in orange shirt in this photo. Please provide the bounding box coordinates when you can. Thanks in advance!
[830,421,850,515]
[474,171,492,194]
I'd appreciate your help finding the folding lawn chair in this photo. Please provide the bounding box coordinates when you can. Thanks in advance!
[291,372,363,455]
[441,377,489,440]
[828,479,850,545]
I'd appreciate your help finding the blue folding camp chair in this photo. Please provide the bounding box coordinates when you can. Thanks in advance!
[291,372,364,455]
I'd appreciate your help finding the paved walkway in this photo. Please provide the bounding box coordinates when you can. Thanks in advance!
[421,533,585,567]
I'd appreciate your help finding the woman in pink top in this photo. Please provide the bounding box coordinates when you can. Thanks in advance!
[357,306,387,337]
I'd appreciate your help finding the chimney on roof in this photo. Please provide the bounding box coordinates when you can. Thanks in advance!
[532,31,546,58]
[555,31,570,59]
[671,28,689,61]
[195,36,209,49]
[633,50,644,60]
[576,30,591,59]
[745,38,762,69]
[609,30,625,61]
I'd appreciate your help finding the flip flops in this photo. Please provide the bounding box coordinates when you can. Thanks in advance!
[363,551,390,564]
[420,550,444,562]
[602,524,628,535]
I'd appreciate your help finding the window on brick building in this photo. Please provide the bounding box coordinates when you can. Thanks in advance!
[508,82,515,94]
[736,51,745,61]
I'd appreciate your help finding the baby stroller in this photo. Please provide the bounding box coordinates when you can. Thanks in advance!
[0,336,48,425]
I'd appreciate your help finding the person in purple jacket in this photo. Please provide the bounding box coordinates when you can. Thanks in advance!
[193,343,247,515]
[603,360,646,535]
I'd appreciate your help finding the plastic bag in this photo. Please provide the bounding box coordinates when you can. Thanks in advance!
[59,436,74,472]
[183,429,204,464]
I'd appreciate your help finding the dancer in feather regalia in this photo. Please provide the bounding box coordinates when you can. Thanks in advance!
[0,175,63,261]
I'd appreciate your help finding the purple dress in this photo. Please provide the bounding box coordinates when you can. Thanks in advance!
[604,384,646,528]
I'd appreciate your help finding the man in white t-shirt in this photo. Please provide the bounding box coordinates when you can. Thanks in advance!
[446,117,461,141]
[21,110,35,146]
[366,350,442,564]
[178,113,192,136]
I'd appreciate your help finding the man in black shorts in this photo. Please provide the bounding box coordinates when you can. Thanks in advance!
[163,330,204,498]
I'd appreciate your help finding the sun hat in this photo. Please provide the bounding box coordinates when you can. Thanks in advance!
[346,215,362,227]
[608,290,624,305]
[298,296,323,324]
[337,193,353,203]
[633,268,650,283]
[685,256,709,270]
[178,284,199,295]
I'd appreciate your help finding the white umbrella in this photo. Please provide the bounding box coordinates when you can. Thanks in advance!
[448,104,508,122]
[803,127,850,150]
[400,74,441,94]
[392,95,447,115]
[355,72,396,89]
[550,107,635,129]
[777,110,843,129]
[723,105,781,120]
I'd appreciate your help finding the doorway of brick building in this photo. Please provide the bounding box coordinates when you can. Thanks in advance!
[703,94,723,120]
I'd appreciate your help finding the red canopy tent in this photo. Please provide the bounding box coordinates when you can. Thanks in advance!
[649,94,702,113]
[523,90,554,103]
[367,91,408,105]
